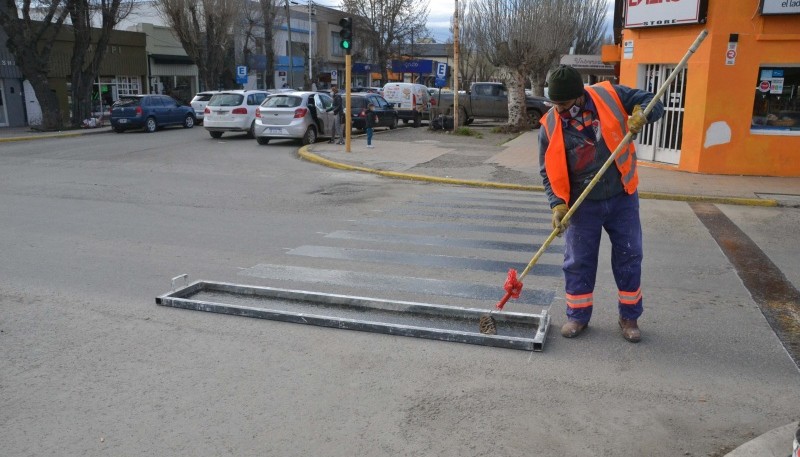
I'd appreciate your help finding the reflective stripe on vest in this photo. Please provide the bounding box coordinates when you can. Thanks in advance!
[542,81,639,202]
[584,82,638,193]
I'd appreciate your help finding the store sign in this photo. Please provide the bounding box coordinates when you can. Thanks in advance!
[391,59,434,74]
[560,54,615,72]
[760,0,800,15]
[625,0,708,28]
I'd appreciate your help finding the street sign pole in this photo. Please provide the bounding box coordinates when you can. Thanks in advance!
[345,53,352,152]
[453,0,460,128]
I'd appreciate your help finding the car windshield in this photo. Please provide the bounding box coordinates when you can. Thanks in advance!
[208,94,245,107]
[263,95,302,108]
[193,93,215,102]
[113,98,140,107]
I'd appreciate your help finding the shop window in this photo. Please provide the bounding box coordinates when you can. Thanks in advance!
[751,66,800,134]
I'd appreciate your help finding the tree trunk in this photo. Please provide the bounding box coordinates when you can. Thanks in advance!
[506,69,529,132]
[26,70,65,131]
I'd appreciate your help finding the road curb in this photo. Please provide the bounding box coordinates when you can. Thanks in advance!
[298,146,542,191]
[0,128,111,143]
[298,146,780,207]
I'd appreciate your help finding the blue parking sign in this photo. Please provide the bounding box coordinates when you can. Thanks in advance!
[436,62,447,78]
[236,66,248,84]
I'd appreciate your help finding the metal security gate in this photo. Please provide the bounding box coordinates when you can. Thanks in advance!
[635,64,687,165]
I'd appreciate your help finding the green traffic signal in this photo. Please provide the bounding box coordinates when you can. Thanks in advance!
[339,17,353,52]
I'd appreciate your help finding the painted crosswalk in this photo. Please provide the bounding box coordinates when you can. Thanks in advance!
[240,187,564,311]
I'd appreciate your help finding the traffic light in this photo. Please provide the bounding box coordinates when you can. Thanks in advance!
[339,17,353,53]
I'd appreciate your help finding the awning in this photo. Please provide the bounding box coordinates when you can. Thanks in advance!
[150,54,195,65]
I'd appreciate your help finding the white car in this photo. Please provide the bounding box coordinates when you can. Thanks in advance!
[203,90,270,138]
[254,91,336,145]
[189,91,217,124]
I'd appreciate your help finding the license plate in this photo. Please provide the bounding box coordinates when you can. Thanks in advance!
[118,119,127,124]
[267,128,283,134]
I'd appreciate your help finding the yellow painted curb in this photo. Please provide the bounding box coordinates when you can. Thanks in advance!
[0,132,86,143]
[298,146,542,191]
[298,146,778,207]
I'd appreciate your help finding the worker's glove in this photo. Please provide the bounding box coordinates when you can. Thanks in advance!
[627,105,647,134]
[551,203,570,236]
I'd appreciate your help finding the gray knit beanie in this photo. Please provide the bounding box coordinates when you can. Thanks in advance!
[546,65,584,102]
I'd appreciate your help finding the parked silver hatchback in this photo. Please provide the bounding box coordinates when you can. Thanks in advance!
[254,91,336,145]
[204,90,269,138]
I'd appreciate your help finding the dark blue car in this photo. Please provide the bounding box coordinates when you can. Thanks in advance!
[110,94,195,133]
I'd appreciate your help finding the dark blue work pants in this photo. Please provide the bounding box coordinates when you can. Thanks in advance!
[562,191,643,324]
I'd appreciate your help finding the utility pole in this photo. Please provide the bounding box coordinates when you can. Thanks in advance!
[308,1,314,83]
[453,0,460,128]
[285,0,294,89]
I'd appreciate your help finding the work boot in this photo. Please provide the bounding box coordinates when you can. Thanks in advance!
[619,318,641,343]
[560,320,588,338]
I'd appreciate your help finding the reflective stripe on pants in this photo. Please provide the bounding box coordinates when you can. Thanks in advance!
[562,191,643,323]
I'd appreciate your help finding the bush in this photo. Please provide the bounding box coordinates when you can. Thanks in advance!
[453,127,483,138]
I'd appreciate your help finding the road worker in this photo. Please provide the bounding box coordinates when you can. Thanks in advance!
[538,64,664,343]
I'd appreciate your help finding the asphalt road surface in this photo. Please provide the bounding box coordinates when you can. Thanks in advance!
[1,127,798,456]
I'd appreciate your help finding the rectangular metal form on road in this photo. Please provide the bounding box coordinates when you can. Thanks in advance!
[156,280,551,351]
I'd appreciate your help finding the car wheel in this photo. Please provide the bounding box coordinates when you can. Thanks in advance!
[528,110,542,129]
[113,126,125,133]
[209,131,223,139]
[183,115,194,128]
[256,137,270,145]
[389,116,398,130]
[302,126,317,145]
[144,117,157,133]
[246,121,256,139]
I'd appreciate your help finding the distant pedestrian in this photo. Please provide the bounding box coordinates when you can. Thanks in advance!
[364,103,379,149]
[327,85,344,144]
[539,64,664,343]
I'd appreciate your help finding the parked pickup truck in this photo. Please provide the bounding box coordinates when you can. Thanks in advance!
[432,82,549,128]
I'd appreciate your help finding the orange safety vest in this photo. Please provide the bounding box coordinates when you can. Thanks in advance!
[541,81,639,205]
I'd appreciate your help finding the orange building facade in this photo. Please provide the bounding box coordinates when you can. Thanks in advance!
[602,0,800,177]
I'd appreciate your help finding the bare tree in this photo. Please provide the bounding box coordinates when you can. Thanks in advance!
[573,0,607,54]
[155,0,238,91]
[469,0,579,132]
[454,2,493,87]
[340,0,430,84]
[0,0,71,130]
[67,0,135,127]
[257,0,279,89]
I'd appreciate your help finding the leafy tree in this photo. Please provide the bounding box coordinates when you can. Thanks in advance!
[340,0,430,84]
[155,0,238,91]
[0,0,71,130]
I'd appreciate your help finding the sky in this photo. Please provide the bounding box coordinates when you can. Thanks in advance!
[311,1,615,44]
[125,0,614,46]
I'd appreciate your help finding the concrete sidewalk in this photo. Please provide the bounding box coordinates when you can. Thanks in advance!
[303,129,800,207]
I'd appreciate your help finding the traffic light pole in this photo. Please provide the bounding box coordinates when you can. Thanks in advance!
[345,53,352,152]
